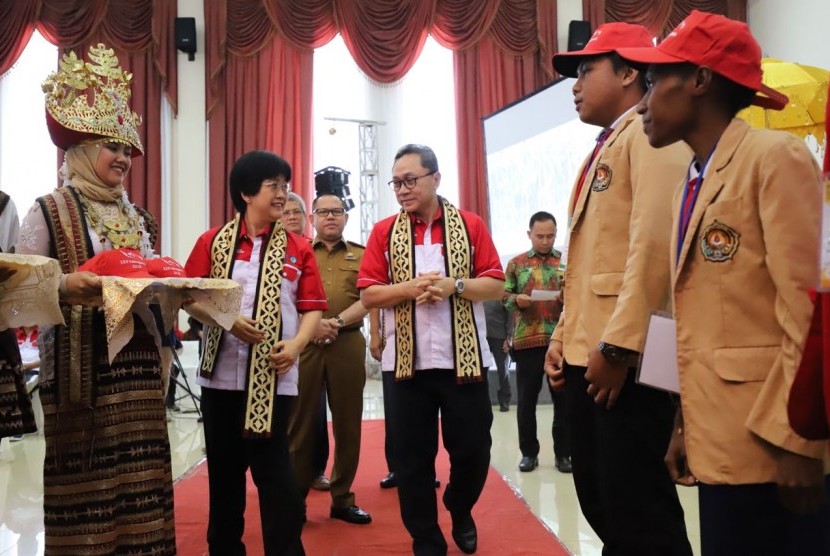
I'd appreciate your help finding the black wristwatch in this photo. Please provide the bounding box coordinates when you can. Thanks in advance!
[332,315,346,328]
[598,342,634,366]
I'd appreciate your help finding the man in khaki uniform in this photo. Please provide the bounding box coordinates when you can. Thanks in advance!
[546,23,693,555]
[282,192,331,491]
[287,193,372,525]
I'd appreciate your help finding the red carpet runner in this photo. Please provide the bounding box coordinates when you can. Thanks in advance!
[174,419,571,555]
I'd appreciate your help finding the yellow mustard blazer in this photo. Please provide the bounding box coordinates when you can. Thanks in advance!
[552,110,690,366]
[672,118,828,484]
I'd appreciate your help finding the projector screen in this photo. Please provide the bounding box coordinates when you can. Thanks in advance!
[483,78,600,262]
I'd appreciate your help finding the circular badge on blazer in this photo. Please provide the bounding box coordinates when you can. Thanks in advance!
[699,220,740,262]
[591,163,612,192]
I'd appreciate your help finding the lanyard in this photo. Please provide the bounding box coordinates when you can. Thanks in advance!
[676,144,717,263]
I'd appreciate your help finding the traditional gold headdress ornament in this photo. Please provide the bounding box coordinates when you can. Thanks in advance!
[42,43,143,155]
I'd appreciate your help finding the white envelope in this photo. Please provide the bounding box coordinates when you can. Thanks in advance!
[636,313,680,394]
[530,289,560,301]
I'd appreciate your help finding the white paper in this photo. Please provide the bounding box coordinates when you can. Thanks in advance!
[637,314,680,394]
[530,289,560,301]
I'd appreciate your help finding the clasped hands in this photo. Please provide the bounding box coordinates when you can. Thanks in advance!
[402,271,454,305]
[312,317,340,346]
[230,316,300,375]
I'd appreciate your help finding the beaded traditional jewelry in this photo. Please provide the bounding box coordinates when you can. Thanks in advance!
[77,193,144,250]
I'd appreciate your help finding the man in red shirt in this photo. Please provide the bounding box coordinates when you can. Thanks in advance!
[358,144,504,555]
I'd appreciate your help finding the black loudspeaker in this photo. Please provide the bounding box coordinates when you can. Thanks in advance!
[567,20,592,52]
[175,17,197,61]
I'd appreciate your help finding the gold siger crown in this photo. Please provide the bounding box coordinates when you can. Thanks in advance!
[42,43,143,154]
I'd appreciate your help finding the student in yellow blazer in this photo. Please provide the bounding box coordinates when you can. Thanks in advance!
[621,10,830,556]
[546,23,693,556]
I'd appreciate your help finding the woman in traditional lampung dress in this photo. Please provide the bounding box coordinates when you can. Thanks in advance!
[16,44,176,555]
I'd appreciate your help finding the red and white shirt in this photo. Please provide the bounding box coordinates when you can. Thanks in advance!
[358,207,504,372]
[185,222,327,395]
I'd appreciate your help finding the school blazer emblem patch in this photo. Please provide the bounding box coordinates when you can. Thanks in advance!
[591,163,612,192]
[700,220,740,262]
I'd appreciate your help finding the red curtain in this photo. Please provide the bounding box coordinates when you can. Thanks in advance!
[0,0,177,248]
[581,0,746,35]
[205,0,557,227]
[449,0,557,224]
[205,0,323,225]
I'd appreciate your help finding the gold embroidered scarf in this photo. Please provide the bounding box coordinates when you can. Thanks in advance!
[389,198,483,383]
[199,214,287,436]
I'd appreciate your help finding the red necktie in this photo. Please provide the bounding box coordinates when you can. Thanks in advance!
[676,176,700,262]
[573,128,612,210]
[680,177,699,229]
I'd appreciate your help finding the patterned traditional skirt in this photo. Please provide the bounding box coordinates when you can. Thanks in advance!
[0,329,36,439]
[42,322,176,555]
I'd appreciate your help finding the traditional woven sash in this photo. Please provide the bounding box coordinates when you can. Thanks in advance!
[39,187,96,407]
[389,198,483,383]
[198,214,287,436]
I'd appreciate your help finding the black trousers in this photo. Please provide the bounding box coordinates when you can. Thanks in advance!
[382,370,397,473]
[563,363,691,556]
[486,337,511,408]
[388,369,493,556]
[201,388,305,556]
[311,388,329,475]
[513,346,570,460]
[699,476,830,556]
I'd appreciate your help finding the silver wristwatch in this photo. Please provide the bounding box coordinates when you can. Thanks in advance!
[454,278,465,296]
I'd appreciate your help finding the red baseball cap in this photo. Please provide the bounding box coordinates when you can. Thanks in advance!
[78,248,155,278]
[553,22,655,78]
[617,10,788,110]
[146,257,187,278]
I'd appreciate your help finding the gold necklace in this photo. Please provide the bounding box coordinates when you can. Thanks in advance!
[77,194,143,250]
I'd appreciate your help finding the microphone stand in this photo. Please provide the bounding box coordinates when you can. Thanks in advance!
[149,303,202,421]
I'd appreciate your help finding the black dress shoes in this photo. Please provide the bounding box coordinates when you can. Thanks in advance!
[330,505,372,525]
[555,456,573,473]
[499,403,509,412]
[380,472,440,488]
[518,456,539,472]
[311,474,331,491]
[450,512,478,554]
[379,472,397,488]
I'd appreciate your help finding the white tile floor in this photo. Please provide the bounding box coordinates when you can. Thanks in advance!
[0,375,701,555]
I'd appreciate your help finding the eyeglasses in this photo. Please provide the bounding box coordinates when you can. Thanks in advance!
[264,179,291,192]
[313,208,346,217]
[282,209,304,216]
[387,172,435,191]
